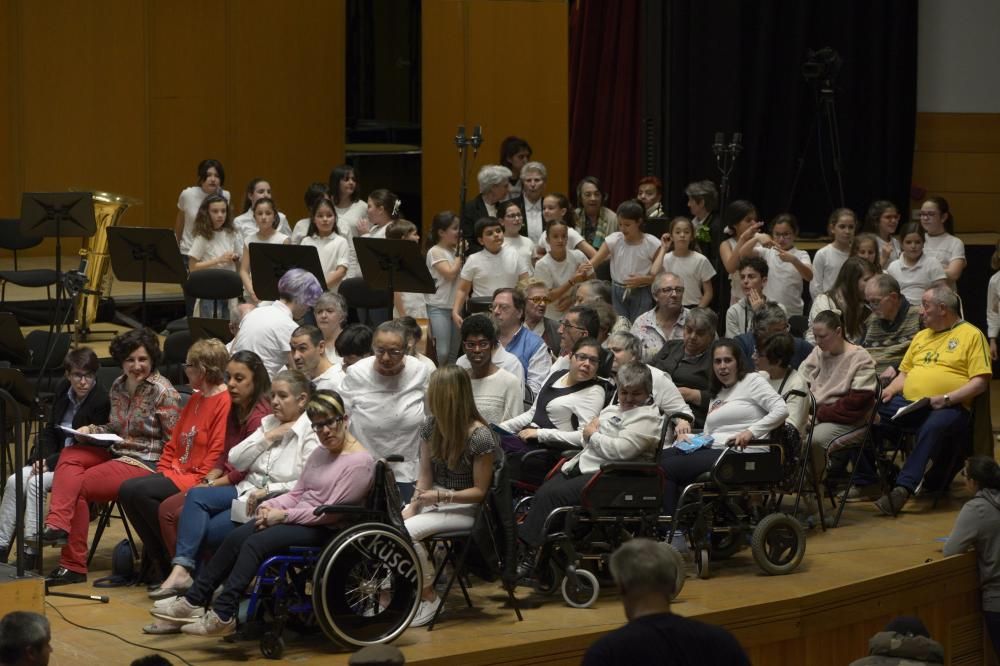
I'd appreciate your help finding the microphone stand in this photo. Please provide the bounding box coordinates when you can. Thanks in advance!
[712,131,742,215]
[454,124,483,257]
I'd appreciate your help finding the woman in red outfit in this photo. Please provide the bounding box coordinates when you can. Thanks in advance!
[41,328,181,586]
[118,338,232,582]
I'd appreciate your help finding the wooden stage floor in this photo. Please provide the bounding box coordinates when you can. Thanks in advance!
[28,487,979,666]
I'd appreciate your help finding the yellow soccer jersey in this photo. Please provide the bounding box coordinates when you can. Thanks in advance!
[900,321,992,404]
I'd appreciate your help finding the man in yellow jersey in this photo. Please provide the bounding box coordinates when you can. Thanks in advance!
[874,285,992,515]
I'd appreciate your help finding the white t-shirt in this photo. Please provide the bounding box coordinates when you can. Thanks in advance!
[290,217,311,245]
[810,244,850,299]
[602,231,660,284]
[923,232,965,273]
[426,246,459,309]
[177,186,231,255]
[337,201,368,278]
[469,368,524,423]
[341,357,431,483]
[301,234,349,284]
[757,245,812,316]
[394,292,427,319]
[229,300,298,379]
[534,249,588,318]
[459,246,530,299]
[662,251,716,307]
[886,253,948,304]
[876,236,901,265]
[701,372,788,452]
[504,235,536,274]
[188,229,242,271]
[233,210,291,244]
[457,346,526,385]
[244,230,289,248]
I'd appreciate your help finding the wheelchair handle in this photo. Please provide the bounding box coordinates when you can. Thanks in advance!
[383,455,404,463]
[313,503,369,516]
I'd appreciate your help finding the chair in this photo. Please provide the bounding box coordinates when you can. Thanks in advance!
[827,382,884,527]
[425,453,522,630]
[21,330,72,393]
[87,500,138,566]
[183,269,243,319]
[161,329,193,386]
[782,390,827,531]
[0,219,59,302]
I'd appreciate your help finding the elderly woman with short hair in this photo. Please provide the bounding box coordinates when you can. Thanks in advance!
[461,164,513,250]
[606,331,691,422]
[649,308,718,427]
[313,290,347,365]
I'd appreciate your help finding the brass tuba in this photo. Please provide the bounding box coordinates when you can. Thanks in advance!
[74,190,141,337]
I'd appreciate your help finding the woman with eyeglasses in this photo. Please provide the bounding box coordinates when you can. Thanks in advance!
[118,338,234,586]
[522,278,562,354]
[403,366,499,626]
[342,320,432,501]
[40,328,181,586]
[151,389,374,637]
[498,338,607,483]
[0,348,110,567]
[143,370,316,612]
[146,351,273,606]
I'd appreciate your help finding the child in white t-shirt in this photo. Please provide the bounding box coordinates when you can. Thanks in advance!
[919,196,966,284]
[886,222,947,305]
[425,211,465,365]
[536,193,597,260]
[452,217,530,328]
[498,200,535,273]
[232,178,291,242]
[810,208,857,299]
[290,181,330,245]
[300,199,349,290]
[863,200,901,268]
[386,219,427,319]
[533,219,590,319]
[188,193,242,318]
[585,200,660,321]
[745,213,813,316]
[658,216,715,307]
[239,197,289,303]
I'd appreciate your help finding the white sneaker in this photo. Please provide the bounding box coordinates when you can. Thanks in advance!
[409,596,441,628]
[150,596,205,623]
[152,595,179,609]
[180,609,236,636]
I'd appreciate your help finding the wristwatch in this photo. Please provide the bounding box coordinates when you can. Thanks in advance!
[943,394,951,405]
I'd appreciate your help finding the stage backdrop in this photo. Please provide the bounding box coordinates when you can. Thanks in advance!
[0,0,345,257]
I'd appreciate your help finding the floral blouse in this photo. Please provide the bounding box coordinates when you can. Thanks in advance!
[90,371,181,467]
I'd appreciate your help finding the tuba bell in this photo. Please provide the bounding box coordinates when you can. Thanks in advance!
[73,190,141,338]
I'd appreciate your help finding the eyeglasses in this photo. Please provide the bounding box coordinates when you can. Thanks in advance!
[865,296,887,310]
[311,415,345,432]
[371,347,405,359]
[504,212,523,220]
[918,211,938,218]
[655,286,685,294]
[528,296,551,305]
[572,352,600,365]
[68,372,95,382]
[463,340,492,351]
[560,319,588,333]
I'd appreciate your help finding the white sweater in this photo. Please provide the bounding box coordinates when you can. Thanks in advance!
[562,404,662,475]
[703,372,788,452]
[228,412,320,497]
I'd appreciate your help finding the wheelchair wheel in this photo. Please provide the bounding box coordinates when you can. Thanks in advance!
[260,632,284,660]
[696,548,710,579]
[751,513,806,576]
[312,523,421,648]
[709,529,743,562]
[561,569,599,608]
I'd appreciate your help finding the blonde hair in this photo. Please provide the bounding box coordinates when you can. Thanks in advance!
[186,338,229,385]
[426,365,484,470]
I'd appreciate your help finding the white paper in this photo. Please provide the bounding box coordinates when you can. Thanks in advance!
[58,425,123,444]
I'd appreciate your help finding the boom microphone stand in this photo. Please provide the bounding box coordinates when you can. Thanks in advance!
[455,124,483,257]
[712,132,743,215]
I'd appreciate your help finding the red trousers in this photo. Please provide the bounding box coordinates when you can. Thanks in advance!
[46,445,151,573]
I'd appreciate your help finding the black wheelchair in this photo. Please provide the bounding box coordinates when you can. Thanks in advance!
[668,420,810,579]
[231,456,422,659]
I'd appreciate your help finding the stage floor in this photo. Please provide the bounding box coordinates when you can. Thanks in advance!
[28,487,974,666]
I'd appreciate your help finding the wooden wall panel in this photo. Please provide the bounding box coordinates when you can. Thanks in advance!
[0,0,345,258]
[422,0,569,232]
[912,112,1000,233]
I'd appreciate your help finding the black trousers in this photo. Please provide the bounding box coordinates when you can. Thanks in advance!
[659,448,723,515]
[119,473,181,578]
[184,519,331,620]
[518,472,593,548]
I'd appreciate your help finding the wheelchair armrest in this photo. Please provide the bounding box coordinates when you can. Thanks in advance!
[668,411,694,423]
[312,503,369,516]
[599,461,661,473]
[783,389,807,400]
[561,449,581,460]
[383,455,404,463]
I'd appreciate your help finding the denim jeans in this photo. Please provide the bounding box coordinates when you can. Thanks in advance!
[876,395,971,492]
[612,283,653,322]
[427,305,459,365]
[172,485,239,571]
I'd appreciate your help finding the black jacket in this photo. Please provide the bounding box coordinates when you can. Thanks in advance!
[34,379,111,469]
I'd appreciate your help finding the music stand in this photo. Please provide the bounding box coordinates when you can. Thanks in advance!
[106,227,187,326]
[249,243,325,302]
[645,216,670,240]
[353,238,436,313]
[188,316,234,343]
[0,313,30,366]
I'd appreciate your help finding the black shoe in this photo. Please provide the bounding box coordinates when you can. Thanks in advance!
[45,567,86,586]
[39,527,68,547]
[0,546,8,564]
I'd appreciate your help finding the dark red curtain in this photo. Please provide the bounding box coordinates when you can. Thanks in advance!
[569,0,641,210]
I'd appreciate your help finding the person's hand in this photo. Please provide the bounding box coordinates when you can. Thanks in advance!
[357,217,371,235]
[881,385,898,403]
[451,311,464,329]
[929,395,950,410]
[534,246,547,262]
[265,421,294,446]
[674,419,692,438]
[739,222,763,242]
[579,261,593,274]
[255,507,286,530]
[991,338,997,361]
[623,273,651,288]
[880,242,893,266]
[878,366,898,386]
[660,233,673,252]
[401,502,416,520]
[756,233,775,249]
[747,288,766,310]
[76,425,93,436]
[574,263,592,280]
[582,417,600,442]
[517,428,538,441]
[776,248,795,263]
[246,488,268,514]
[729,430,754,449]
[31,460,47,476]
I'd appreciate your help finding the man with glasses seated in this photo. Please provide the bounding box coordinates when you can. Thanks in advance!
[459,315,524,423]
[858,273,922,382]
[630,272,687,362]
[548,305,614,378]
[491,287,551,397]
[0,348,110,567]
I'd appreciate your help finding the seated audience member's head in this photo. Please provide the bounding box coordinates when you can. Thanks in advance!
[681,308,718,357]
[520,161,547,201]
[590,301,617,342]
[752,302,790,348]
[477,164,513,204]
[0,611,51,666]
[314,291,347,337]
[63,347,100,400]
[754,332,794,379]
[615,362,653,411]
[335,324,374,369]
[864,273,904,323]
[395,316,423,357]
[277,268,323,318]
[521,278,550,326]
[574,278,612,307]
[460,314,497,376]
[109,327,162,379]
[289,325,328,378]
[920,283,961,332]
[652,272,685,315]
[606,331,644,372]
[559,305,600,355]
[737,255,769,299]
[474,216,504,254]
[609,538,684,619]
[491,287,526,334]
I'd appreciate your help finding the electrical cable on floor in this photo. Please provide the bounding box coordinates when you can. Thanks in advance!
[45,600,196,666]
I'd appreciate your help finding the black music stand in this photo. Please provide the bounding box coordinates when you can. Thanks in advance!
[249,243,325,302]
[645,216,670,240]
[0,313,30,366]
[107,227,187,326]
[353,238,436,313]
[188,316,234,344]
